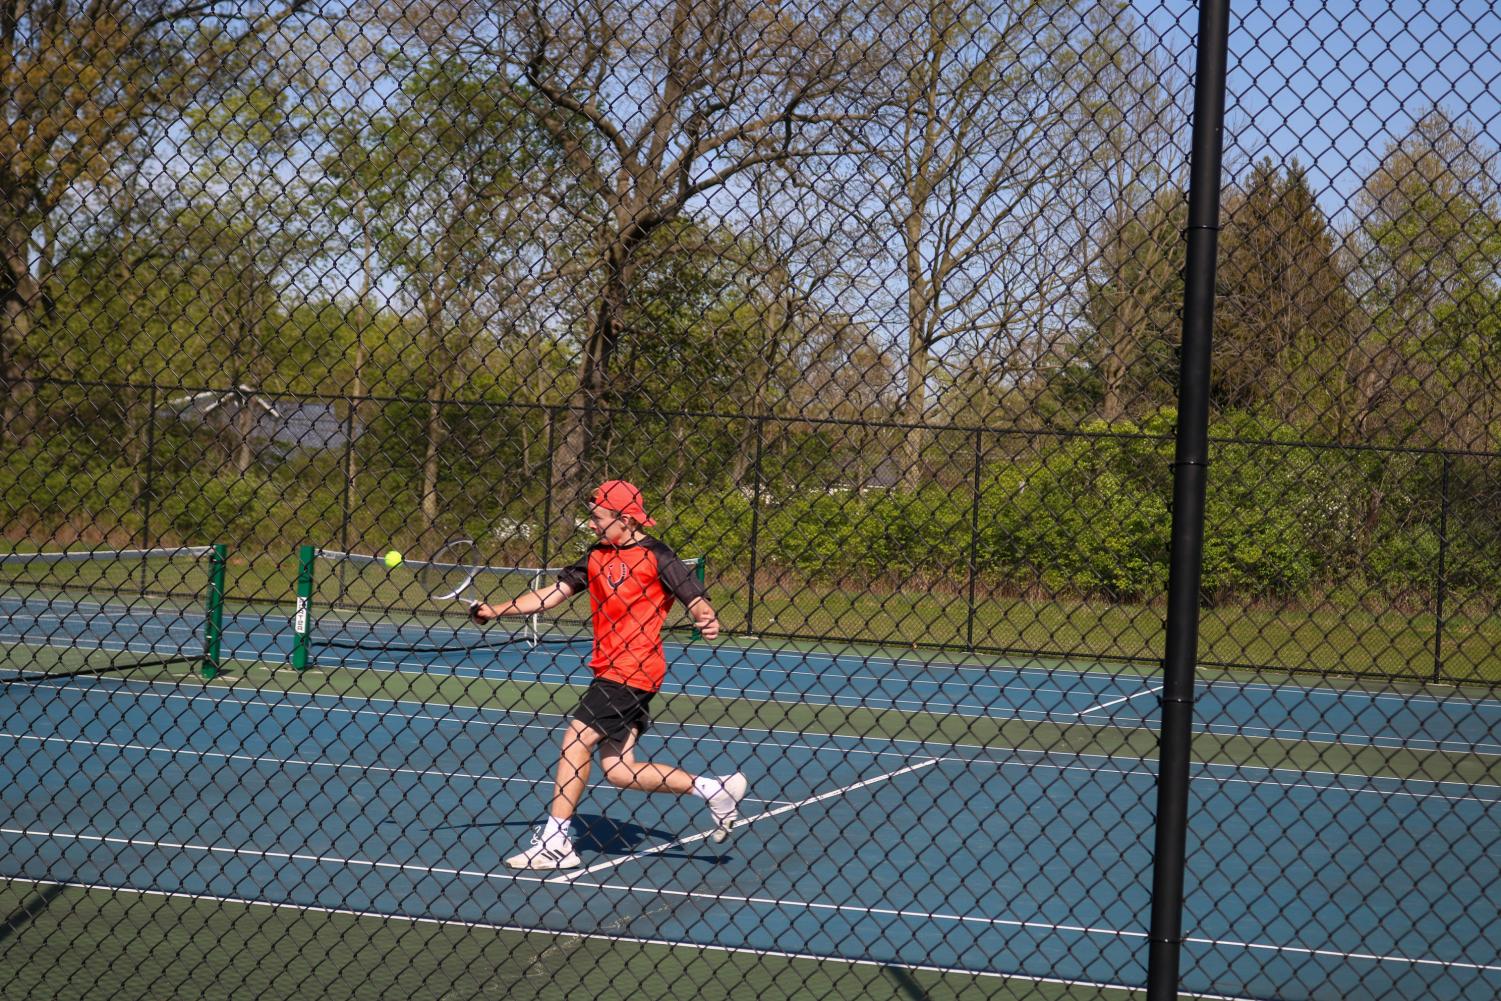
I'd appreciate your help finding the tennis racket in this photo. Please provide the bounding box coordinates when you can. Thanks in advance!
[419,538,482,606]
[419,539,526,634]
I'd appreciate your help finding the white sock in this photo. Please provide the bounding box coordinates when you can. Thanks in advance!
[691,775,723,801]
[542,815,571,843]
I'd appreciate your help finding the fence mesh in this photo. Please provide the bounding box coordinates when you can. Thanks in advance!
[1,1,1498,999]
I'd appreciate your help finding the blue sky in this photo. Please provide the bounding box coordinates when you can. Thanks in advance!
[1146,0,1500,222]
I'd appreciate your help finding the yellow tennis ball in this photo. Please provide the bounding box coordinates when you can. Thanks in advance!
[383,549,403,569]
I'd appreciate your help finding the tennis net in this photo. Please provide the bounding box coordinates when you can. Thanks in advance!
[0,545,227,683]
[290,546,705,666]
[292,546,584,664]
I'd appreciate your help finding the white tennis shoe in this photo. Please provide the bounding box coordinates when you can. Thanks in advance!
[705,772,748,843]
[506,827,581,870]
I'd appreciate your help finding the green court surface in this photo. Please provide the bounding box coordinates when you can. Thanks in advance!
[0,881,1142,1001]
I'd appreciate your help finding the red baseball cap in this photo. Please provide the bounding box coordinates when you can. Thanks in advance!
[592,480,656,526]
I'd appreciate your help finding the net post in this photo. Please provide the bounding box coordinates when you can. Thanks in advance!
[528,569,543,647]
[691,557,707,641]
[292,544,317,670]
[200,544,229,680]
[1433,453,1450,683]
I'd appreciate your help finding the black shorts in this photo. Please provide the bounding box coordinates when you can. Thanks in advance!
[573,679,654,743]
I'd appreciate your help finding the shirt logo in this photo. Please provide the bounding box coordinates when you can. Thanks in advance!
[604,560,630,590]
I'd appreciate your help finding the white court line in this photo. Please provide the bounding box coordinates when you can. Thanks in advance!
[0,730,529,788]
[0,631,1111,721]
[9,598,1501,722]
[3,616,1093,706]
[558,877,1501,976]
[0,824,544,885]
[1,621,1047,703]
[4,829,1495,978]
[7,670,1501,802]
[8,591,1501,710]
[0,729,791,808]
[19,626,1498,748]
[0,877,1244,1001]
[14,637,1494,758]
[1101,712,1501,757]
[3,713,1496,810]
[551,757,945,882]
[1076,683,1163,716]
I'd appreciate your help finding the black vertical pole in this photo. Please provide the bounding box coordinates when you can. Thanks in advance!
[1146,2,1230,999]
[140,383,158,593]
[966,428,983,650]
[1433,454,1450,683]
[746,416,766,635]
[336,389,359,604]
[542,406,557,569]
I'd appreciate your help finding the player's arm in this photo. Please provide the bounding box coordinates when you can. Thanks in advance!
[646,540,719,640]
[686,596,721,640]
[470,581,575,623]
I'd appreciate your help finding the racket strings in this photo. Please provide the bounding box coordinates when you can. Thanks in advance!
[419,541,482,602]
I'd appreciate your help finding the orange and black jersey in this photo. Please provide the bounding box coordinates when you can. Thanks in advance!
[557,537,707,693]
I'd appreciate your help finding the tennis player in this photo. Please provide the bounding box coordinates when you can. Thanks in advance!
[471,479,747,870]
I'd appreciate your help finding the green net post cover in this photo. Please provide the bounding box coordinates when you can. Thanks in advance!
[691,557,706,642]
[199,544,228,679]
[291,544,316,671]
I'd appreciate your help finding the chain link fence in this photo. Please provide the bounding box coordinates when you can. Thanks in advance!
[2,1,1498,999]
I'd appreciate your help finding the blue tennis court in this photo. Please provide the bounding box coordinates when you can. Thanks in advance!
[5,594,1499,755]
[3,595,1500,1000]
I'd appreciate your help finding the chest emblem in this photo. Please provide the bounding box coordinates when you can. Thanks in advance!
[604,560,631,590]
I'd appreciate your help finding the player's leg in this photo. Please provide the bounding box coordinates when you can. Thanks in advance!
[551,717,605,816]
[506,718,603,870]
[598,727,693,793]
[599,727,748,844]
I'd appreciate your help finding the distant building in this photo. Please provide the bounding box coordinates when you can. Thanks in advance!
[160,388,360,456]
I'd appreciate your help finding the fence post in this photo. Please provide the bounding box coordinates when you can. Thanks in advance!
[140,383,158,593]
[746,416,766,636]
[1434,454,1450,683]
[1147,0,1230,997]
[200,544,229,680]
[542,405,557,570]
[336,389,359,604]
[966,428,983,650]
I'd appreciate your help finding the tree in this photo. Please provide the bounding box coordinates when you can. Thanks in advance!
[1214,159,1357,421]
[1426,286,1501,450]
[1347,107,1501,444]
[1068,7,1185,424]
[864,0,1179,486]
[317,54,572,540]
[1078,185,1185,422]
[366,0,887,524]
[0,0,311,440]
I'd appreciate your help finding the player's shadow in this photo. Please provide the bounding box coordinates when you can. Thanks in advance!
[414,816,669,849]
[577,815,733,866]
[880,965,934,1000]
[570,813,671,854]
[0,883,68,944]
[414,814,731,864]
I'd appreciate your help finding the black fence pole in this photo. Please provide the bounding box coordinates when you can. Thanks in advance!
[542,406,557,570]
[140,383,158,593]
[1146,2,1230,999]
[1434,454,1450,683]
[746,416,766,636]
[966,428,983,650]
[336,390,359,603]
